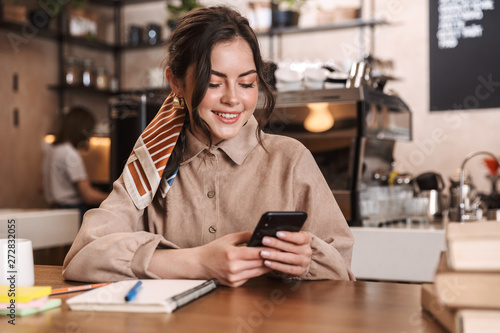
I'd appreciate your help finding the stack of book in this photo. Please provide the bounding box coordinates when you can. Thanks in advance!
[0,285,61,316]
[421,221,500,333]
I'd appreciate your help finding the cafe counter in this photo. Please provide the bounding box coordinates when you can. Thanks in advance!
[0,209,80,265]
[350,222,446,282]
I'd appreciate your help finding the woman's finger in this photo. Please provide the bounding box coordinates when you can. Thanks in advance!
[262,260,307,277]
[275,231,312,245]
[262,235,311,255]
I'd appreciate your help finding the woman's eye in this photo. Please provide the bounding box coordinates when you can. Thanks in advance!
[208,83,221,88]
[240,82,256,89]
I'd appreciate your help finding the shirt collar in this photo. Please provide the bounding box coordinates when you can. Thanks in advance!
[181,116,260,166]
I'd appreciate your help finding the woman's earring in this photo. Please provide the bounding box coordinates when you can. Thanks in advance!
[173,95,185,109]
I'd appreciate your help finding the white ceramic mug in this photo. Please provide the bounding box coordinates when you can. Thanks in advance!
[0,238,35,287]
[147,67,165,88]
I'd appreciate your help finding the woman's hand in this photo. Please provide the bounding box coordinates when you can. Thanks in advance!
[196,231,272,287]
[258,231,312,277]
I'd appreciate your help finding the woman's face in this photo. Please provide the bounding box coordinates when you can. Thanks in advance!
[179,37,259,144]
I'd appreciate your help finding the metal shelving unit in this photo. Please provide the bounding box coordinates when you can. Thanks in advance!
[52,0,167,113]
[256,0,388,62]
[0,0,166,113]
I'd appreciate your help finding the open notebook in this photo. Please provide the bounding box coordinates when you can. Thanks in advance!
[66,279,218,313]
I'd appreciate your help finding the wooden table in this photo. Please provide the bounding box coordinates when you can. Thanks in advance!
[0,265,445,333]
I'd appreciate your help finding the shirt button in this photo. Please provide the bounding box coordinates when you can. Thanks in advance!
[207,190,215,198]
[208,225,217,233]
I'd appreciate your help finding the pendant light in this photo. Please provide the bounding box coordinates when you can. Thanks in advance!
[304,103,334,133]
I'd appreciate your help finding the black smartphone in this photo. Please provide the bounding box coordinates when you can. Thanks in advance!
[247,211,308,247]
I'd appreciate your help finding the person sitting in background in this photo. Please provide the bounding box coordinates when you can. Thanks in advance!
[43,106,108,222]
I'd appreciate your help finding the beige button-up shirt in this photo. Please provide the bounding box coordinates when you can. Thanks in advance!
[63,116,355,282]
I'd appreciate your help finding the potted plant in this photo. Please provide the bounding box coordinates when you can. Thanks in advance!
[31,0,89,31]
[271,0,307,27]
[61,1,99,40]
[166,0,202,31]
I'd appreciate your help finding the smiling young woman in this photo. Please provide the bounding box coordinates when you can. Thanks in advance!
[62,6,355,287]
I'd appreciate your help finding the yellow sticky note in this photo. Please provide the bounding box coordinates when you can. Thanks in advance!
[0,286,52,303]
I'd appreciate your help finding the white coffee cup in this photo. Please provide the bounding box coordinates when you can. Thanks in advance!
[0,238,35,287]
[147,67,166,88]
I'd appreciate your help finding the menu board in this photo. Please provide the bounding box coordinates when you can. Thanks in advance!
[429,0,500,111]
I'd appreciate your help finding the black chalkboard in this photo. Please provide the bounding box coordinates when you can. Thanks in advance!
[429,0,500,111]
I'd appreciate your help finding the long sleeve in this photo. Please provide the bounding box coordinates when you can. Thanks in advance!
[293,149,355,281]
[62,175,180,282]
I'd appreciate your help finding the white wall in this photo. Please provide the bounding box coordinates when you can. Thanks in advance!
[373,0,500,193]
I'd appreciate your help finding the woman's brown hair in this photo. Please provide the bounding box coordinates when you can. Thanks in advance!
[53,106,95,149]
[165,5,275,146]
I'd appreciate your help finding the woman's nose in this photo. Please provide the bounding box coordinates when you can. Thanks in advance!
[221,86,239,106]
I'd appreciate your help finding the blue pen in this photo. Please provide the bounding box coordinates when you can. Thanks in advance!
[124,281,142,302]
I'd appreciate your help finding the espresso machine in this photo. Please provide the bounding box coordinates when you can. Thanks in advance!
[255,86,412,226]
[108,91,167,183]
[449,151,500,222]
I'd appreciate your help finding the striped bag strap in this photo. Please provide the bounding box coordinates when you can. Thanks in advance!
[123,92,186,209]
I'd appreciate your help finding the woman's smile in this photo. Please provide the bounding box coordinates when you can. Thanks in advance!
[212,110,242,123]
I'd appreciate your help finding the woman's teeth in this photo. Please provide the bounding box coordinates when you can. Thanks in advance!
[214,111,239,119]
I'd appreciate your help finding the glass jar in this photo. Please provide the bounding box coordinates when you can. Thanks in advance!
[109,76,119,92]
[95,67,109,90]
[64,56,80,86]
[81,58,95,88]
[146,23,161,45]
[128,25,143,46]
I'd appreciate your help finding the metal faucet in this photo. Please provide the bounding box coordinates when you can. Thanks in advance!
[459,151,500,222]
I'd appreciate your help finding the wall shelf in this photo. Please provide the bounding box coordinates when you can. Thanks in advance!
[0,20,58,40]
[89,0,165,6]
[257,18,389,37]
[48,84,116,96]
[60,35,169,52]
[0,19,168,51]
[48,84,168,97]
[254,0,389,63]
